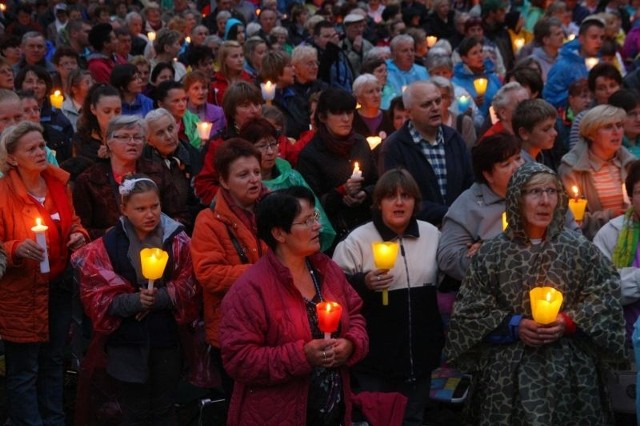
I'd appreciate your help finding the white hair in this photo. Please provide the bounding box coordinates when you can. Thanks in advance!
[352,74,380,97]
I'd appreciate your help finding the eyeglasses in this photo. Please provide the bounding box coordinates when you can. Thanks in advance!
[255,141,279,152]
[522,187,559,199]
[292,209,321,228]
[111,134,145,143]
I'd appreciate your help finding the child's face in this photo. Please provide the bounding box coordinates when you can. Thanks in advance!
[519,117,557,150]
[568,90,592,114]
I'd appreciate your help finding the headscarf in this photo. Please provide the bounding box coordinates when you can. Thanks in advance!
[224,18,243,40]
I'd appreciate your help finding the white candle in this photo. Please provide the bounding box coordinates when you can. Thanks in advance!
[31,218,50,274]
[147,31,156,41]
[185,36,191,44]
[260,81,275,104]
[351,162,362,179]
[426,36,438,48]
[196,122,212,140]
[585,57,599,71]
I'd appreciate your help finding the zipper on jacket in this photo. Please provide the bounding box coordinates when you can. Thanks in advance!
[400,237,416,384]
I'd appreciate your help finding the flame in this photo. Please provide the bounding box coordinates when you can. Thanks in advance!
[36,217,42,227]
[546,291,552,302]
[571,185,579,197]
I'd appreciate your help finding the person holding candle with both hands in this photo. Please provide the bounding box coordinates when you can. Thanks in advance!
[333,169,443,426]
[72,175,199,425]
[219,186,369,426]
[0,121,89,426]
[445,162,625,425]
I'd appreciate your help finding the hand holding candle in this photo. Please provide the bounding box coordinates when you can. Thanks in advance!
[568,185,587,222]
[316,301,342,339]
[371,241,400,305]
[140,248,169,290]
[530,287,563,325]
[30,218,49,273]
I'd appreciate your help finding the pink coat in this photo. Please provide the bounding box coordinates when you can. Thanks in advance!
[220,250,369,426]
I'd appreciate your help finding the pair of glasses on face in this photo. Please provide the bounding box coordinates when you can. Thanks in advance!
[111,134,145,143]
[522,187,559,199]
[255,140,279,151]
[292,209,321,228]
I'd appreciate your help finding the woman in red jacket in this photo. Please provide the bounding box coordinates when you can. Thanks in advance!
[0,121,89,425]
[219,186,368,426]
[208,40,254,106]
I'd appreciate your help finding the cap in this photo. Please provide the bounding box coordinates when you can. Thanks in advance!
[343,13,365,25]
[54,3,68,13]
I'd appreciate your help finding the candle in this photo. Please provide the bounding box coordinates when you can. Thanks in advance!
[567,33,576,41]
[140,248,169,290]
[372,241,400,306]
[0,4,6,12]
[457,94,471,112]
[502,211,508,231]
[585,57,599,71]
[513,37,525,54]
[356,102,361,109]
[530,286,563,325]
[426,35,438,48]
[49,90,63,109]
[401,85,407,93]
[473,78,488,96]
[147,31,156,41]
[196,122,212,141]
[260,81,275,105]
[366,136,382,150]
[185,36,191,44]
[351,161,362,179]
[568,185,588,222]
[316,301,342,339]
[31,218,49,273]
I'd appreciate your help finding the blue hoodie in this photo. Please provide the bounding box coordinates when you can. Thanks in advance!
[224,18,243,40]
[451,58,501,120]
[543,39,588,108]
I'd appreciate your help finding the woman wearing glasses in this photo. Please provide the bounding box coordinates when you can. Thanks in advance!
[73,115,186,240]
[239,118,336,252]
[333,169,443,426]
[219,186,368,426]
[445,162,625,425]
[559,104,637,239]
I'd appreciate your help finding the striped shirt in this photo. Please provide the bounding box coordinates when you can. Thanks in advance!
[409,122,447,199]
[590,154,625,212]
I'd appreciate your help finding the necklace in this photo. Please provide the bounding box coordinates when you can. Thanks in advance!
[303,258,323,305]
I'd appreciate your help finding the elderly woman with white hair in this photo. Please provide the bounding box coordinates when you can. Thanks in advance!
[483,81,530,137]
[290,45,327,136]
[430,76,477,148]
[142,108,203,234]
[73,115,188,240]
[559,104,637,239]
[352,73,394,142]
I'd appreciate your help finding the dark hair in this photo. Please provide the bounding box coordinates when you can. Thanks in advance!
[239,117,278,142]
[313,20,334,36]
[315,87,356,126]
[506,66,543,98]
[625,160,640,198]
[88,23,114,51]
[15,65,53,95]
[608,89,640,112]
[110,63,139,94]
[155,80,184,104]
[222,81,263,127]
[472,132,522,183]
[361,57,386,74]
[186,45,214,68]
[600,39,618,57]
[533,17,563,45]
[227,22,244,42]
[0,35,20,52]
[587,62,622,93]
[389,95,405,112]
[16,89,37,101]
[568,78,589,96]
[120,173,160,205]
[512,98,557,134]
[114,27,132,38]
[215,138,261,181]
[458,36,483,57]
[257,186,316,250]
[372,168,422,216]
[150,61,176,84]
[52,46,79,66]
[77,83,121,138]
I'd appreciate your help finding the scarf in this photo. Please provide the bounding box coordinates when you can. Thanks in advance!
[121,217,164,288]
[317,125,359,158]
[612,208,640,268]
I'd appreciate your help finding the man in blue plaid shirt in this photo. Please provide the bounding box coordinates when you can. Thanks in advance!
[381,81,474,226]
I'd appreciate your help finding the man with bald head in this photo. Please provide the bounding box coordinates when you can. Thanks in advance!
[381,81,473,226]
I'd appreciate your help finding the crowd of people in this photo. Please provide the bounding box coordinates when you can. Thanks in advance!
[0,0,640,424]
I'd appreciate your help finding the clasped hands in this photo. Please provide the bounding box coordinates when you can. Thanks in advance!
[304,337,354,369]
[519,315,567,347]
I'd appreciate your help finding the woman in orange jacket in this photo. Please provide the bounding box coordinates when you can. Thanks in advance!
[0,121,89,425]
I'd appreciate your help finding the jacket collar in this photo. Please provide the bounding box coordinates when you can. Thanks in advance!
[372,209,420,241]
